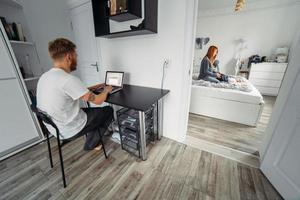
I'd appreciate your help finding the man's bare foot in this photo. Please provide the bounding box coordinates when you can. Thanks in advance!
[94,145,102,151]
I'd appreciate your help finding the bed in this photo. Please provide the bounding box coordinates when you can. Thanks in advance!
[189,77,264,126]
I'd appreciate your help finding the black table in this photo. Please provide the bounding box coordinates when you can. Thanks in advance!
[106,84,169,160]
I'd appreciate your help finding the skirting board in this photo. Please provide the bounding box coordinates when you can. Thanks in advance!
[189,94,264,126]
[0,137,42,161]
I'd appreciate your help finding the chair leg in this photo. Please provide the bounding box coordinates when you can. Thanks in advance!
[87,102,91,108]
[98,129,108,159]
[46,132,53,168]
[56,136,67,188]
[101,137,108,159]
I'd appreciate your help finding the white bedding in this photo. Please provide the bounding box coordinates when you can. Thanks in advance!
[191,84,264,104]
[192,75,253,92]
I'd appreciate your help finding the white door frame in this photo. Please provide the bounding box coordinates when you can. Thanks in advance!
[177,0,199,142]
[261,34,300,198]
[260,29,300,160]
[179,0,300,163]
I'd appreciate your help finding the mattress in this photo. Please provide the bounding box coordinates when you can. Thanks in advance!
[191,84,264,104]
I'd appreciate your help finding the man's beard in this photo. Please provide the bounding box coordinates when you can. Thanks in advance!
[70,58,77,72]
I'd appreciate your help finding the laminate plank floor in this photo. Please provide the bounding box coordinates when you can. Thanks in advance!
[187,96,276,156]
[0,136,282,200]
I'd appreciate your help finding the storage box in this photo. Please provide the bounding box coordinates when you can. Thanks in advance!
[117,105,156,158]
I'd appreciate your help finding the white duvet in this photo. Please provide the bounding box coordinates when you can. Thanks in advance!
[192,75,253,92]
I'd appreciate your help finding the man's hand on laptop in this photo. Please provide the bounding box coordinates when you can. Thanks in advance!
[81,85,112,105]
[88,83,105,91]
[104,85,113,93]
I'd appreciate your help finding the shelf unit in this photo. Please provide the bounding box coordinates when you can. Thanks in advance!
[0,0,44,160]
[117,106,156,158]
[109,12,141,22]
[0,0,23,8]
[101,29,154,38]
[24,76,39,82]
[108,0,142,22]
[0,3,41,86]
[92,0,157,38]
[10,40,34,46]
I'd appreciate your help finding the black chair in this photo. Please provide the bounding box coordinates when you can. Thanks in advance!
[31,104,108,188]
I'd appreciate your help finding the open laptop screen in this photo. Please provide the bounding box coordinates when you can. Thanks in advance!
[105,72,124,87]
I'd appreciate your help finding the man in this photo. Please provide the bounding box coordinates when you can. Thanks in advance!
[37,38,113,150]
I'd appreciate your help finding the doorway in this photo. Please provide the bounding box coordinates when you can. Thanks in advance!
[183,0,300,167]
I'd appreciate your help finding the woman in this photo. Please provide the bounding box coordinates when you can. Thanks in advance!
[198,45,223,83]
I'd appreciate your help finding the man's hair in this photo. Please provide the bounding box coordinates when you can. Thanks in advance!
[48,38,76,60]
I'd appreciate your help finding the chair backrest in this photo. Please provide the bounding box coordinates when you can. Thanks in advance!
[30,104,60,136]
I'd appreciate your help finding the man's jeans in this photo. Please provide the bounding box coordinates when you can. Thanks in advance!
[66,106,114,150]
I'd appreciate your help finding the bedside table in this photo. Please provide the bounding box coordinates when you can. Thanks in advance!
[238,69,250,79]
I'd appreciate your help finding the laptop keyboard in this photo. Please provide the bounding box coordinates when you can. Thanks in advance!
[93,87,104,94]
[92,86,120,94]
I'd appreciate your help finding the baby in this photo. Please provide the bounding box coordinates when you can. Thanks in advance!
[213,60,229,82]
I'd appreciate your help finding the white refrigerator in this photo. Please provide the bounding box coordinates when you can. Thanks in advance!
[0,23,42,160]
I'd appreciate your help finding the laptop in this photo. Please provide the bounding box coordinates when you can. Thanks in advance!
[94,71,124,94]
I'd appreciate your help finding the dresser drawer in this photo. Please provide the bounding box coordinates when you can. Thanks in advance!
[249,71,285,80]
[255,86,280,96]
[251,63,287,72]
[249,78,282,87]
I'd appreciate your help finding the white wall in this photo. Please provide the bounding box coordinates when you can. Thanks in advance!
[97,0,193,142]
[22,0,74,72]
[194,2,300,75]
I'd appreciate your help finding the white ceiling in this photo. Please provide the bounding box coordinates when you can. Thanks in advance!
[198,0,299,10]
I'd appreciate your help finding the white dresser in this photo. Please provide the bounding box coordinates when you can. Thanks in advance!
[249,62,288,96]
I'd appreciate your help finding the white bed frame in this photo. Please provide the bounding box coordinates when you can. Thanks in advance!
[189,86,264,126]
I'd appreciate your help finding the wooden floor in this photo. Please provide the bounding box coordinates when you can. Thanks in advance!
[187,96,276,156]
[0,136,282,200]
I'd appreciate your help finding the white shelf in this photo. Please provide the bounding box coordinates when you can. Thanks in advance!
[0,0,23,8]
[24,76,39,82]
[10,40,34,46]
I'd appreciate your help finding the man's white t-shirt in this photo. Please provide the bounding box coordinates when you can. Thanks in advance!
[37,68,89,139]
